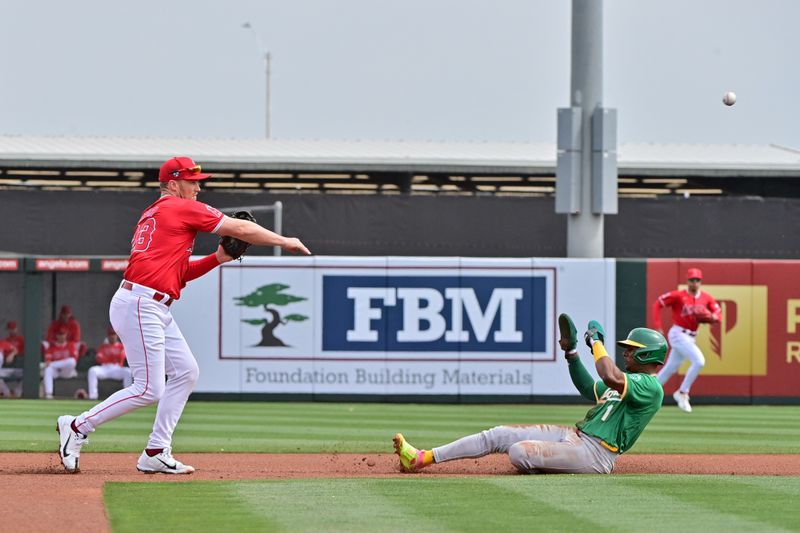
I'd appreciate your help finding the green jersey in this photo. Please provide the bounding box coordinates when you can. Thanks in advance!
[575,372,663,454]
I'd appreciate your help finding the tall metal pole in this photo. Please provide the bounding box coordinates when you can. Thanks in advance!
[265,51,272,139]
[567,0,604,257]
[243,22,272,139]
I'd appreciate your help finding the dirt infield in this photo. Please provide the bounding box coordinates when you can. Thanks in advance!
[2,452,799,533]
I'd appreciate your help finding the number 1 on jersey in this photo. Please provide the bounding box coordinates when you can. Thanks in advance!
[601,403,614,422]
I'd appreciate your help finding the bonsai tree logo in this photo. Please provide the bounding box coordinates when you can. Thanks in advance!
[235,283,309,347]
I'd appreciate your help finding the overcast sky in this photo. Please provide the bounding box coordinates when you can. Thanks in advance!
[1,0,798,147]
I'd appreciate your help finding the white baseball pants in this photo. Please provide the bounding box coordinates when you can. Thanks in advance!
[43,358,77,397]
[74,283,199,449]
[432,424,617,474]
[87,364,133,400]
[657,325,705,393]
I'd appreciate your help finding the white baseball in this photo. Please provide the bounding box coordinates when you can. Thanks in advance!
[722,91,736,106]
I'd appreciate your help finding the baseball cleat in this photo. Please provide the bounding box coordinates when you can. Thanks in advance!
[137,447,195,474]
[558,313,578,352]
[393,433,427,472]
[673,391,693,413]
[56,415,88,473]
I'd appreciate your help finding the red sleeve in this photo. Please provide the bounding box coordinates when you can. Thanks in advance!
[69,320,81,342]
[707,295,722,322]
[181,201,225,233]
[185,253,221,282]
[46,321,57,343]
[652,291,675,330]
[68,342,79,359]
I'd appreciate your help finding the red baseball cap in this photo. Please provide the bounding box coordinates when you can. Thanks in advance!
[687,268,703,280]
[7,321,16,329]
[107,326,116,335]
[159,156,212,182]
[60,305,72,315]
[55,326,68,335]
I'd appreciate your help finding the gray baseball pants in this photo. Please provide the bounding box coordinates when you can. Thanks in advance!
[432,424,618,474]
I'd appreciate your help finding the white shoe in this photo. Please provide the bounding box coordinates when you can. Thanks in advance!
[56,415,89,473]
[673,391,693,413]
[137,447,195,474]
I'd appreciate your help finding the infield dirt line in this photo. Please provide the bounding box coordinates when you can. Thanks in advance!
[2,453,798,532]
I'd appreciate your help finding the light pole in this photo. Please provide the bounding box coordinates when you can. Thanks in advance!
[242,22,271,139]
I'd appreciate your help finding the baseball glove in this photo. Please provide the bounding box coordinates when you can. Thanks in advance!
[558,313,578,353]
[694,309,715,323]
[584,320,605,348]
[220,210,257,260]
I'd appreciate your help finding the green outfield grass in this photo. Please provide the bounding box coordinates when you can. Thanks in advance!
[0,400,797,454]
[105,475,800,533]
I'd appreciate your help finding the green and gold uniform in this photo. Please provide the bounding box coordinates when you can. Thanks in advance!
[569,356,663,453]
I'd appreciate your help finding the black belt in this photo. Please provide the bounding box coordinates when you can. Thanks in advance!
[681,328,697,336]
[121,281,173,307]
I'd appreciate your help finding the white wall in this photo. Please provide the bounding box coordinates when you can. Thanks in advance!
[173,256,615,397]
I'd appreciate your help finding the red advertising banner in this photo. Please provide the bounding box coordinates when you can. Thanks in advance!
[0,258,20,271]
[34,258,90,271]
[101,259,128,271]
[647,259,800,397]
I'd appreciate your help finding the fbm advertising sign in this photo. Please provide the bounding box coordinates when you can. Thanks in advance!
[175,257,616,397]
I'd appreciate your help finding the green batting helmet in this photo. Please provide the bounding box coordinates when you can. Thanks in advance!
[616,328,668,365]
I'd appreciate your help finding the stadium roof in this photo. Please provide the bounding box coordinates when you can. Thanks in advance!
[1,135,799,196]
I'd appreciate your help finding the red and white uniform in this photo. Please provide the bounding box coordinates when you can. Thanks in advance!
[3,334,24,356]
[124,195,225,299]
[95,341,126,366]
[653,289,721,394]
[88,342,132,400]
[43,341,79,398]
[74,195,225,448]
[0,340,21,397]
[46,318,81,344]
[44,341,79,363]
[652,289,721,333]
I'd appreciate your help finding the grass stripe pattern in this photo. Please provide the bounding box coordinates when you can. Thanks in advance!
[0,400,797,454]
[104,476,800,532]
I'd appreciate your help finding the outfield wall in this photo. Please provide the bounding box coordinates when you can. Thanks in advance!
[175,257,616,398]
[642,260,800,399]
[3,255,798,402]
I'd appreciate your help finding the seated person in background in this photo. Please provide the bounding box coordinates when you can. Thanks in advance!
[44,305,86,357]
[43,327,79,399]
[0,321,25,397]
[4,321,25,356]
[88,327,132,400]
[0,339,21,398]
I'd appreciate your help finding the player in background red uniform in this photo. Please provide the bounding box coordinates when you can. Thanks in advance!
[57,155,311,474]
[45,306,87,357]
[45,306,81,344]
[43,328,79,399]
[0,338,21,397]
[652,268,721,413]
[0,321,24,398]
[87,327,131,400]
[4,321,25,355]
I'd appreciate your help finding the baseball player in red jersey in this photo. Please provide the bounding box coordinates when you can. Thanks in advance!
[0,339,21,397]
[87,327,131,400]
[45,305,81,344]
[43,328,80,399]
[4,321,25,355]
[56,156,311,474]
[652,267,721,413]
